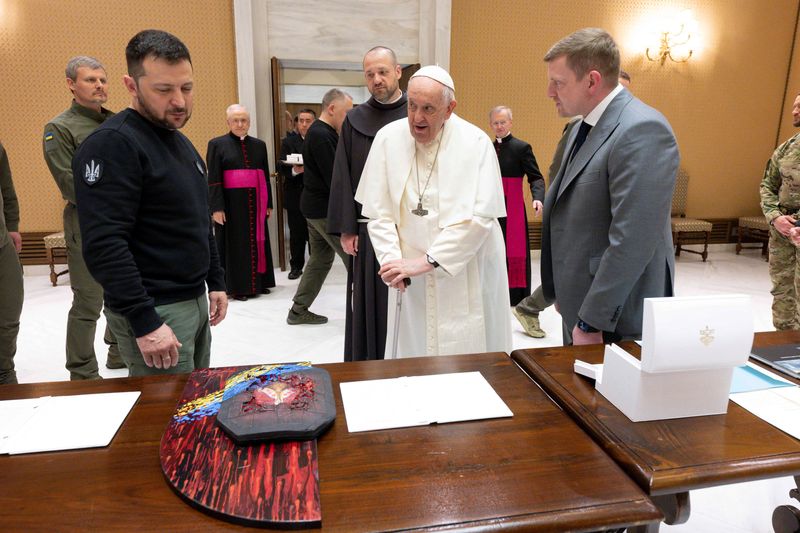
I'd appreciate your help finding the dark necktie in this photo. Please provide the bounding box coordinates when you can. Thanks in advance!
[568,121,592,163]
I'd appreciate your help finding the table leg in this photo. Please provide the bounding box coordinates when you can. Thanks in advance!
[47,248,56,286]
[772,476,800,533]
[626,492,690,532]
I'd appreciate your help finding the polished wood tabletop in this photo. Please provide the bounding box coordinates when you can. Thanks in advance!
[0,352,661,532]
[511,330,800,500]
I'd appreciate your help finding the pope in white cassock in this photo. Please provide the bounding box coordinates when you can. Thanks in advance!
[355,65,512,357]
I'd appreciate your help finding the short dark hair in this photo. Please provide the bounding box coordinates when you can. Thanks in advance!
[126,29,192,81]
[296,108,316,119]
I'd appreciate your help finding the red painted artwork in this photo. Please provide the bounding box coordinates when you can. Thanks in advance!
[160,364,322,528]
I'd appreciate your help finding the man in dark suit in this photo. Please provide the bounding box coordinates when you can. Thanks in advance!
[540,28,679,345]
[279,109,316,279]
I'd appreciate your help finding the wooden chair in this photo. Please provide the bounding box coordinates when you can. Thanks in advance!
[670,169,713,261]
[43,232,68,286]
[736,216,769,261]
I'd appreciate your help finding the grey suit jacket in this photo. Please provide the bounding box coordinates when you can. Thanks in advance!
[540,88,679,341]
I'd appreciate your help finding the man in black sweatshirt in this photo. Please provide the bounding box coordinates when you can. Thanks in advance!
[73,29,227,376]
[286,88,352,326]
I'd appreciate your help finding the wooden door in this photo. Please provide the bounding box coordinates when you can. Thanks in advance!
[270,57,287,270]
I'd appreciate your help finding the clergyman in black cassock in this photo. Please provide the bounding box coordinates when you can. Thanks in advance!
[327,47,408,361]
[207,107,275,299]
[490,106,544,306]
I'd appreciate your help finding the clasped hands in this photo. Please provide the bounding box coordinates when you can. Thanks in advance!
[780,215,800,246]
[378,255,434,292]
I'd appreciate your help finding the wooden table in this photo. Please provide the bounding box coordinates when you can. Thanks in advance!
[0,352,661,531]
[511,330,800,532]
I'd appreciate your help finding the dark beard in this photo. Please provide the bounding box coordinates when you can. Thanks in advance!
[136,94,190,130]
[373,84,400,104]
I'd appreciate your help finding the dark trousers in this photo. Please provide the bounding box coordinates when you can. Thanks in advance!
[0,241,23,384]
[286,205,309,271]
[291,218,348,312]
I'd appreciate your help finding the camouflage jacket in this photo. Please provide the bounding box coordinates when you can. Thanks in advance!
[761,132,800,223]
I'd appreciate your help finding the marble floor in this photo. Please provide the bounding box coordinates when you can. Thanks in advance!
[10,244,797,531]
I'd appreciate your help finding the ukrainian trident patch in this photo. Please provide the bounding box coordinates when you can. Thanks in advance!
[83,159,103,185]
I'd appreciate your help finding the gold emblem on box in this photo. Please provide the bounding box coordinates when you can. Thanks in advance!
[699,326,715,346]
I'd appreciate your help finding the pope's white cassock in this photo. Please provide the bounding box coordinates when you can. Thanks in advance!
[355,113,512,357]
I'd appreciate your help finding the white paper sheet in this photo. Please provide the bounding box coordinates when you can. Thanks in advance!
[0,397,48,454]
[340,371,513,433]
[731,386,800,440]
[0,391,140,455]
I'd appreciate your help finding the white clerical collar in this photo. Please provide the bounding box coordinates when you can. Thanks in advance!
[384,90,404,104]
[583,83,624,127]
[495,132,511,143]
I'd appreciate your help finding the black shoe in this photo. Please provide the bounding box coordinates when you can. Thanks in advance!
[288,269,302,280]
[261,288,271,295]
[232,295,248,301]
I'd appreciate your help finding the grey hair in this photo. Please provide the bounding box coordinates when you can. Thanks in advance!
[321,88,352,109]
[226,104,248,119]
[544,28,620,87]
[65,56,105,80]
[442,86,455,105]
[489,106,512,121]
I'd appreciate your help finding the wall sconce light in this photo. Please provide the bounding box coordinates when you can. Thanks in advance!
[646,9,698,65]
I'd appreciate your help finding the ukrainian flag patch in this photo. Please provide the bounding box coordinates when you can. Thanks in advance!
[44,132,54,141]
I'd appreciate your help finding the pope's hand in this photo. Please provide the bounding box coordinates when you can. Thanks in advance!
[378,256,433,291]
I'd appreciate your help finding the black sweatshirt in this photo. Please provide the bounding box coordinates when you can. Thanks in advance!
[73,108,225,337]
[300,119,338,219]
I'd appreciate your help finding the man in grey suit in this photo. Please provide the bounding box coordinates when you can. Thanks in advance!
[541,28,679,345]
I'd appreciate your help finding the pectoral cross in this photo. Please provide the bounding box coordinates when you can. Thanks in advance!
[412,200,428,217]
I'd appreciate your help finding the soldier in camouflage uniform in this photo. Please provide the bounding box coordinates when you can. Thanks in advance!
[761,94,800,330]
[43,56,123,379]
[0,141,24,385]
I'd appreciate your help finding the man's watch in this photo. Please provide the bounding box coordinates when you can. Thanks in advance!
[426,254,439,268]
[576,318,599,333]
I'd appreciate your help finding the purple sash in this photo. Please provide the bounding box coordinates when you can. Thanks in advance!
[223,169,268,273]
[502,176,526,288]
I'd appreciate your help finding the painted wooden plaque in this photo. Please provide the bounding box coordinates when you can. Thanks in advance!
[160,363,323,528]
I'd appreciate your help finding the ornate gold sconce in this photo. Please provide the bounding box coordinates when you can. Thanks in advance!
[645,10,697,65]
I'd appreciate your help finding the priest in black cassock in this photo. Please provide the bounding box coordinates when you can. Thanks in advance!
[327,46,408,361]
[490,106,544,306]
[207,104,275,300]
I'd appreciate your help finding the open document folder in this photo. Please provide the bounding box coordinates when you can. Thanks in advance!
[0,391,140,455]
[340,371,513,433]
[730,364,800,440]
